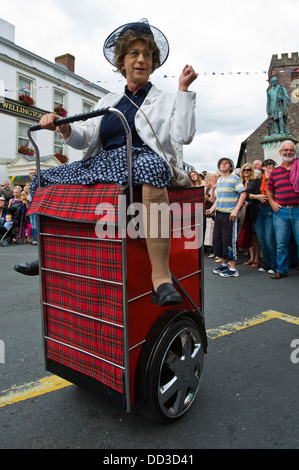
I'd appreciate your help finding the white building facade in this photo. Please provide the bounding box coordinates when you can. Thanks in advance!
[0,18,109,187]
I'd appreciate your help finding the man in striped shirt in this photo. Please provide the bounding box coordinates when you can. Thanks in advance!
[267,140,299,279]
[206,158,246,278]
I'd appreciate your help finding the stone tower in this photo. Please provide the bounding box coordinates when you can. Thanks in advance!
[238,52,299,167]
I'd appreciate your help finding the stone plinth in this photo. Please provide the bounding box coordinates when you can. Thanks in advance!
[262,133,298,164]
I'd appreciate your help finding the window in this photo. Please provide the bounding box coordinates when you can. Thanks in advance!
[54,90,65,109]
[54,133,65,155]
[17,121,33,154]
[82,101,93,114]
[18,121,31,148]
[18,75,33,99]
[81,102,94,156]
[53,89,67,155]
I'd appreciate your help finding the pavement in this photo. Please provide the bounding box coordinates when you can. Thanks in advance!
[0,243,299,450]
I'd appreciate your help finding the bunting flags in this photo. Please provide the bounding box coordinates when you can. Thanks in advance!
[3,69,298,93]
[10,175,28,182]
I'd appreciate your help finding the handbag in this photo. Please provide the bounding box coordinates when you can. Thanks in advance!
[170,165,192,187]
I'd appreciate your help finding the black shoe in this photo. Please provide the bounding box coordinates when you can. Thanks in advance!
[14,260,39,276]
[270,271,287,279]
[151,283,182,307]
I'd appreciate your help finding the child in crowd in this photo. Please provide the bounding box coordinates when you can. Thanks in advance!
[3,214,13,229]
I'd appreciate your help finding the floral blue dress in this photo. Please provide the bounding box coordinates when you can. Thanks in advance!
[30,84,172,198]
[30,145,171,198]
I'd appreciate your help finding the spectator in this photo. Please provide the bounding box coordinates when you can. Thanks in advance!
[204,173,218,257]
[190,170,204,187]
[267,140,299,279]
[247,159,277,274]
[29,169,36,180]
[20,193,32,243]
[28,169,38,245]
[0,195,7,226]
[253,160,262,172]
[8,186,23,209]
[22,182,31,203]
[206,158,246,278]
[3,213,13,229]
[7,186,25,241]
[239,163,260,267]
[0,181,13,203]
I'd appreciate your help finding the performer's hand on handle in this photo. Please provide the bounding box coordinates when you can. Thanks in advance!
[39,113,71,138]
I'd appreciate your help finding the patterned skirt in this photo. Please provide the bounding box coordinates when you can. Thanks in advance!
[30,145,172,198]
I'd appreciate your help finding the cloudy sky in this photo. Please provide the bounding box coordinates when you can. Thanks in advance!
[1,0,299,171]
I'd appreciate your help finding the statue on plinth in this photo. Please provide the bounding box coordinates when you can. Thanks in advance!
[266,76,290,136]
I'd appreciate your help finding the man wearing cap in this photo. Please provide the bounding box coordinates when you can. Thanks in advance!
[206,158,246,277]
[266,140,299,279]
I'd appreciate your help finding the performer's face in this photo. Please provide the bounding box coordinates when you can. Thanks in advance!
[122,40,152,89]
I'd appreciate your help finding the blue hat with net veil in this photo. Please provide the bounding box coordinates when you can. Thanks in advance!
[103,18,169,67]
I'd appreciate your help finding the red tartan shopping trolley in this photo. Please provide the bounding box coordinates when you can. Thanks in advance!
[27,109,207,423]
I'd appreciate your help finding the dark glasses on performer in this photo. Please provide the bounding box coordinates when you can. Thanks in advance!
[243,168,251,172]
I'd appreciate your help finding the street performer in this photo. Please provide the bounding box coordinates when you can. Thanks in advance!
[14,19,198,307]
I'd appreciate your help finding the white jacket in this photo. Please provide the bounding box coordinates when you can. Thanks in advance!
[64,84,196,177]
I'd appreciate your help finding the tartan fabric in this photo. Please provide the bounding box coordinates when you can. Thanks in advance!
[42,270,123,325]
[168,186,204,205]
[168,186,204,221]
[46,340,123,392]
[40,217,97,238]
[37,189,125,393]
[45,305,123,367]
[28,184,204,223]
[41,222,123,287]
[32,183,203,396]
[28,183,126,224]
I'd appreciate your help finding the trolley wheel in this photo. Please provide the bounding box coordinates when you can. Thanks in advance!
[140,317,204,423]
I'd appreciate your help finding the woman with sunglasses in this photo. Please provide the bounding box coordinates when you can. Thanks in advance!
[238,163,260,267]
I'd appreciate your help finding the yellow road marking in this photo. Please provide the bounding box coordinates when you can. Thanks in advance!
[207,310,299,339]
[263,310,299,326]
[0,310,298,408]
[207,312,272,339]
[0,376,72,408]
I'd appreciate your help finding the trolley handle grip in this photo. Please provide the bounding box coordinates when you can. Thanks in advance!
[29,107,111,132]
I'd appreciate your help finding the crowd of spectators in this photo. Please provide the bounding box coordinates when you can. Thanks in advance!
[1,153,298,281]
[0,169,37,246]
[190,151,299,279]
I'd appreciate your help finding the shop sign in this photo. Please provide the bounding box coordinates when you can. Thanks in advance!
[0,98,46,121]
